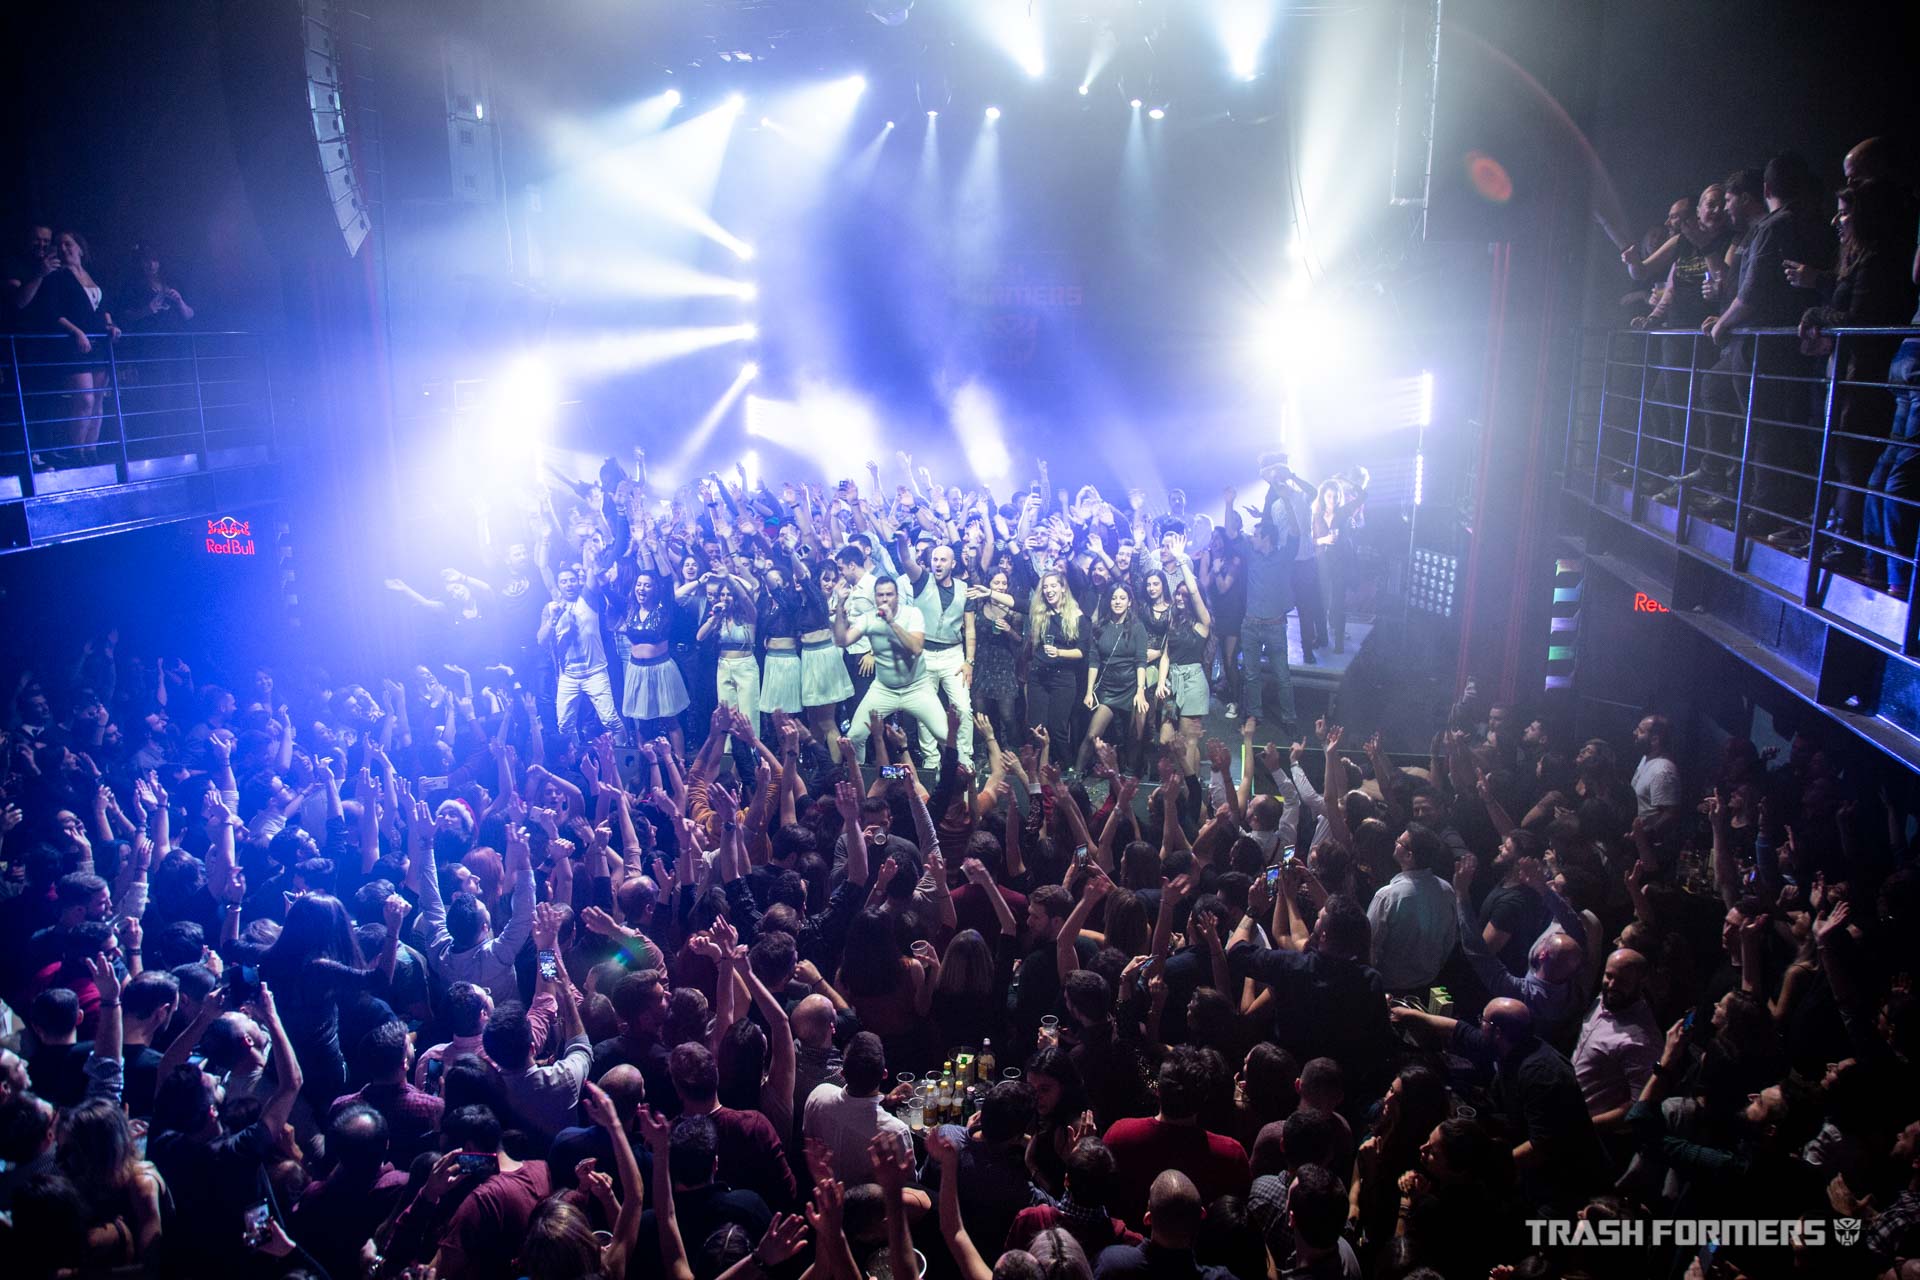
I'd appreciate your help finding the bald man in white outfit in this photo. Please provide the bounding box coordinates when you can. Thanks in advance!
[835,575,949,767]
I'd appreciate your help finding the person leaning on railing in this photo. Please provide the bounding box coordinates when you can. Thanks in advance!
[1796,179,1920,582]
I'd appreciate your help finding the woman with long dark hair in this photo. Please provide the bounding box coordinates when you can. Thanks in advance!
[260,892,401,1107]
[56,1099,164,1268]
[1350,1062,1451,1246]
[1077,582,1148,775]
[967,567,1024,746]
[835,906,935,1070]
[621,567,689,755]
[1024,1044,1092,1200]
[795,550,853,764]
[1802,179,1920,581]
[1155,544,1213,776]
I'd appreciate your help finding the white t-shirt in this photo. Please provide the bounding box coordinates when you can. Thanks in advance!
[860,603,926,689]
[1630,754,1680,818]
[802,1082,910,1185]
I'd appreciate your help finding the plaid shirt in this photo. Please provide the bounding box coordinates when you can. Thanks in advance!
[1867,1189,1920,1268]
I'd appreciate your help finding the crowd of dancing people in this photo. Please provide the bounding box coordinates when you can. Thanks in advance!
[0,446,1915,1280]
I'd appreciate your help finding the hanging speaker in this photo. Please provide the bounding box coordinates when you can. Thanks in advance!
[218,0,371,260]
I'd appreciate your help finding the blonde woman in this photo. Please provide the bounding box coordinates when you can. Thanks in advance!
[1025,569,1085,756]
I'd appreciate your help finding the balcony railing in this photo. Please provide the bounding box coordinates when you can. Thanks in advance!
[0,330,277,501]
[1564,323,1920,654]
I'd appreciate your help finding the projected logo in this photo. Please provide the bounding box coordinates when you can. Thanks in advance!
[205,515,257,557]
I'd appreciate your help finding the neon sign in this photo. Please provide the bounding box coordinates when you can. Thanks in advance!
[205,516,257,557]
[1632,592,1669,614]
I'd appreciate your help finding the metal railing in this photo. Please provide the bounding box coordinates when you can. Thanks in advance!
[1563,323,1920,652]
[0,330,276,497]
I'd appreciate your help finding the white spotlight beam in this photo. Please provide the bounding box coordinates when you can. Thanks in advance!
[552,256,757,301]
[977,0,1045,78]
[669,361,760,472]
[589,98,752,258]
[844,120,895,186]
[1218,0,1275,81]
[564,323,760,376]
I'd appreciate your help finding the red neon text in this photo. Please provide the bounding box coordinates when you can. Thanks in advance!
[1632,593,1669,614]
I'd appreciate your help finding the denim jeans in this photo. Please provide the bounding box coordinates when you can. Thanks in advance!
[1239,616,1297,733]
[1864,340,1920,591]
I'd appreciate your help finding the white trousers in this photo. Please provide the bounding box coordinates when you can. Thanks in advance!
[916,645,974,763]
[557,665,618,736]
[716,652,761,747]
[847,676,949,766]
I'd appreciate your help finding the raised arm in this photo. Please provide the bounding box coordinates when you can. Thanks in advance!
[256,983,305,1136]
[1056,867,1110,980]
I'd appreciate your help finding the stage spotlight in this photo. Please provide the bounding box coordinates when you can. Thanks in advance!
[1416,370,1435,427]
[725,94,746,113]
[664,89,682,107]
[980,0,1045,79]
[1148,107,1164,120]
[1077,84,1089,96]
[743,361,760,380]
[984,106,1001,121]
[740,283,758,301]
[1130,98,1142,109]
[885,120,895,129]
[927,109,938,119]
[1218,0,1273,82]
[850,75,868,95]
[735,243,756,261]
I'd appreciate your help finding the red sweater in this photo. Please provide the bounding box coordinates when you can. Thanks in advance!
[1100,1116,1251,1228]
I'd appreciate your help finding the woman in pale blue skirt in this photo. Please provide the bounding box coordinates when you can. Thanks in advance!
[621,571,689,756]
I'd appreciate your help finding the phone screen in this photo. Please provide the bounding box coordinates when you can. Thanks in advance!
[880,765,907,780]
[242,1201,271,1246]
[453,1151,500,1179]
[537,949,561,982]
[1264,865,1283,888]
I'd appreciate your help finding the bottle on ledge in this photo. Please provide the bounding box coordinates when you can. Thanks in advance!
[977,1039,996,1082]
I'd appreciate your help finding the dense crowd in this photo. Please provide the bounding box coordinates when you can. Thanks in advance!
[0,440,1914,1280]
[1612,134,1920,592]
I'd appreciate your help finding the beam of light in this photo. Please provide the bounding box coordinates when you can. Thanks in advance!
[844,120,895,186]
[543,87,683,163]
[757,75,869,157]
[1416,370,1435,427]
[584,98,751,257]
[665,361,760,477]
[745,383,880,477]
[546,255,758,301]
[956,98,1002,277]
[1081,20,1117,96]
[950,380,1012,485]
[919,109,941,195]
[978,0,1045,78]
[561,323,759,377]
[1216,0,1275,81]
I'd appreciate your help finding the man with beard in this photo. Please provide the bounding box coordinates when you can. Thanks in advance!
[538,563,618,739]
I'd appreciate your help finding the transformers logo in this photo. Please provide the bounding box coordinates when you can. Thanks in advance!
[1833,1218,1862,1247]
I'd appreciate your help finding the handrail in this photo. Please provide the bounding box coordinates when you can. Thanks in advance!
[1563,320,1920,656]
[0,329,276,498]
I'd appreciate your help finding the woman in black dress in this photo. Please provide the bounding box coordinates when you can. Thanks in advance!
[1025,570,1085,761]
[967,566,1023,745]
[24,231,119,460]
[1077,581,1149,775]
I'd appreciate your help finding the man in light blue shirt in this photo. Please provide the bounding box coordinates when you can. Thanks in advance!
[1365,823,1458,994]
